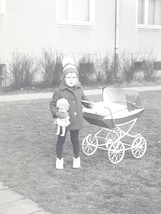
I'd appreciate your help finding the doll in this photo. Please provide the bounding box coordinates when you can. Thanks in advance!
[55,98,70,136]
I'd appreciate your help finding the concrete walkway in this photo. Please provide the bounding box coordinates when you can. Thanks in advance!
[0,182,51,214]
[0,89,102,102]
[0,85,161,102]
[0,85,161,214]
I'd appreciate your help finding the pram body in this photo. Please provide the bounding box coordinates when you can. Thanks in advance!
[82,87,147,164]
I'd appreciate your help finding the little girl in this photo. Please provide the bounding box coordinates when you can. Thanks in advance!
[50,57,93,169]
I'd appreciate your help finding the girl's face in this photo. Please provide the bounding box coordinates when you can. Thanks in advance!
[65,72,78,87]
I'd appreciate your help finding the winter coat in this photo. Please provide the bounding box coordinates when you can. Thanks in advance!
[50,83,92,130]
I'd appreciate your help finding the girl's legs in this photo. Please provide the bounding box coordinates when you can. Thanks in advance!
[70,130,80,158]
[56,129,67,159]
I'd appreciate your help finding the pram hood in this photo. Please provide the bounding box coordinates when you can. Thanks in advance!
[102,87,142,110]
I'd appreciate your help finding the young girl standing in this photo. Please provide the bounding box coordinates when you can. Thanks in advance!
[50,57,93,169]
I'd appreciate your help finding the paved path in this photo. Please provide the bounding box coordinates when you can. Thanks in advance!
[0,85,161,214]
[0,182,51,214]
[0,89,101,102]
[0,85,161,102]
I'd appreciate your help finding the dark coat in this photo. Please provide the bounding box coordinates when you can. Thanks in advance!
[50,83,92,130]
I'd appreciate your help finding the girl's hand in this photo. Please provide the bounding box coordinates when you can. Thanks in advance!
[89,102,95,108]
[81,100,95,108]
[56,112,69,119]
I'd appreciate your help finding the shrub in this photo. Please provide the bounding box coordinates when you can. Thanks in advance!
[142,59,157,82]
[39,50,63,87]
[9,52,38,90]
[104,53,122,84]
[104,54,116,84]
[131,54,158,82]
[78,55,95,85]
[39,49,56,86]
[53,55,63,86]
[94,54,112,84]
[120,55,136,83]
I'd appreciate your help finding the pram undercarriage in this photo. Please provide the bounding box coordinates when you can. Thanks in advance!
[82,87,147,164]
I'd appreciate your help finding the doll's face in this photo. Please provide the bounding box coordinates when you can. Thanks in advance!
[58,106,67,112]
[65,72,78,87]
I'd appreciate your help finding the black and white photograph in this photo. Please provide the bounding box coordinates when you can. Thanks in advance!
[0,0,161,213]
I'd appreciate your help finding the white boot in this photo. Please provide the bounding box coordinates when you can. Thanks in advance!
[56,158,64,169]
[73,157,81,169]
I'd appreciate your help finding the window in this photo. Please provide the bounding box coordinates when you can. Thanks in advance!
[56,0,95,27]
[137,0,161,28]
[0,0,6,17]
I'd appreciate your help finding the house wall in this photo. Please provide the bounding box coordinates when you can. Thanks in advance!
[0,0,161,61]
[1,0,161,87]
[119,0,161,59]
[0,0,57,60]
[56,0,115,56]
[0,0,116,62]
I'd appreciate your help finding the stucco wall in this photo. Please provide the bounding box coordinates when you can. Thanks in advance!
[50,0,116,56]
[119,0,161,58]
[0,0,116,62]
[1,0,161,63]
[0,0,57,61]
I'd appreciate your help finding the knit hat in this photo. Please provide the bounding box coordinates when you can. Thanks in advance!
[62,64,78,79]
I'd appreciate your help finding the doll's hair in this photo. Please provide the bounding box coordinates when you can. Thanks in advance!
[56,98,70,111]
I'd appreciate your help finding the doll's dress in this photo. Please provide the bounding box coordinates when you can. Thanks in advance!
[56,116,70,127]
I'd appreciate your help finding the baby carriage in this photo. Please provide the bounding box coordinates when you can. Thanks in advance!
[82,87,147,164]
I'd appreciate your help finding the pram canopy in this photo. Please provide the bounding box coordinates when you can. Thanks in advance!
[83,87,144,129]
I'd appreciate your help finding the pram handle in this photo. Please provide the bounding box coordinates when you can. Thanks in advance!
[81,100,95,106]
[81,100,92,104]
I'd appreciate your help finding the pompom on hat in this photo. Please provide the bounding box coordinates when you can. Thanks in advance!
[62,57,78,79]
[62,56,75,67]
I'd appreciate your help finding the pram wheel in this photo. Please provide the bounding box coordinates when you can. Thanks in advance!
[82,134,98,156]
[131,135,147,158]
[108,141,125,164]
[105,130,120,149]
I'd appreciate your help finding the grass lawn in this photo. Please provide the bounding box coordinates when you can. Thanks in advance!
[0,90,161,214]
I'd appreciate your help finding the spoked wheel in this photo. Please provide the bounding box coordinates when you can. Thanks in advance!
[131,135,147,158]
[105,130,120,149]
[82,134,98,156]
[108,141,125,164]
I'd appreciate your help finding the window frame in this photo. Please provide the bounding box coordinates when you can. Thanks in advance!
[56,0,95,27]
[137,0,161,30]
[0,0,6,17]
